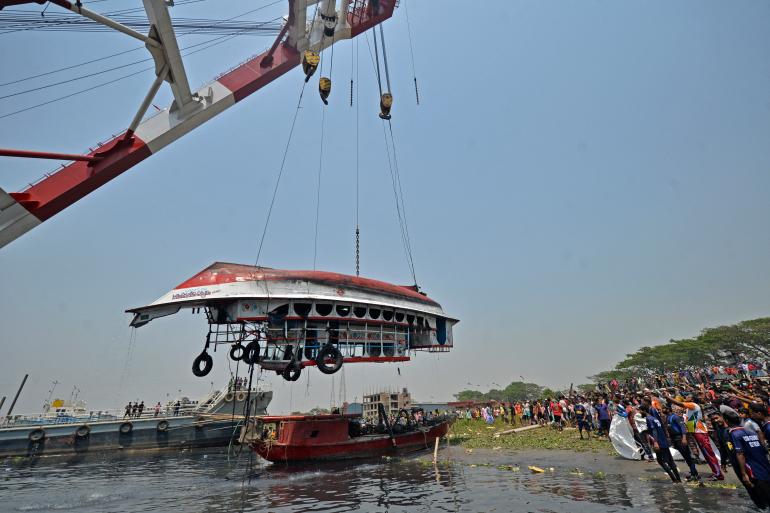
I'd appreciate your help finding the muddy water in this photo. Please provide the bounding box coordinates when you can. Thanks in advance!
[0,446,753,512]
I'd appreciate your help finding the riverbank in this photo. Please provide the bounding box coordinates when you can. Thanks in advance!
[445,419,742,489]
[448,418,615,454]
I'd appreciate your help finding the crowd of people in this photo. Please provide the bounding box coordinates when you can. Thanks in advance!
[457,362,770,510]
[123,400,178,418]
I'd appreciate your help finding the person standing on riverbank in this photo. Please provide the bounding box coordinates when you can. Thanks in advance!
[664,404,700,481]
[574,398,591,440]
[725,410,770,508]
[641,404,681,482]
[595,399,611,437]
[664,392,724,480]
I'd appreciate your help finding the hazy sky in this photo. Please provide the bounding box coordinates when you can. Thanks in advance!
[1,0,769,415]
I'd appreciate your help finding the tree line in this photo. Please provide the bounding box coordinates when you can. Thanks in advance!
[452,318,770,401]
[589,317,770,383]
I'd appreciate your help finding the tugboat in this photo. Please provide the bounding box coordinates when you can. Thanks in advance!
[242,405,452,463]
[0,382,272,458]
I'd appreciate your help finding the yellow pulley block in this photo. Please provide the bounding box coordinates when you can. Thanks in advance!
[319,77,332,105]
[379,92,393,120]
[302,51,320,82]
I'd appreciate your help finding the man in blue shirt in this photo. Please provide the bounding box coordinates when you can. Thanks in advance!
[663,404,699,481]
[640,404,681,483]
[594,399,611,437]
[726,410,770,508]
[574,398,591,440]
[749,402,770,444]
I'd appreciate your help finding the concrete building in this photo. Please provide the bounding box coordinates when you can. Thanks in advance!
[362,388,411,422]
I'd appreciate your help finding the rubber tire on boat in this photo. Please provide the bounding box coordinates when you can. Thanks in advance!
[192,350,214,377]
[74,425,91,438]
[119,422,133,435]
[236,391,247,402]
[315,345,343,375]
[225,392,235,402]
[282,361,302,381]
[229,343,245,361]
[383,342,395,357]
[242,340,261,366]
[28,428,45,442]
[157,420,170,432]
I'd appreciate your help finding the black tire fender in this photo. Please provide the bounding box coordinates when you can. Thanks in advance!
[157,420,170,432]
[229,343,245,361]
[29,428,45,442]
[74,425,91,438]
[315,345,343,375]
[282,361,302,381]
[242,340,261,366]
[192,350,214,377]
[119,422,133,435]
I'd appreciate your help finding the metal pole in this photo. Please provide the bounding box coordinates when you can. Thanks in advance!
[0,148,100,162]
[49,0,161,48]
[6,374,28,417]
[0,396,5,416]
[126,65,169,136]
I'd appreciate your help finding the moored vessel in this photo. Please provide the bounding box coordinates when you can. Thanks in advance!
[0,383,272,458]
[243,407,452,463]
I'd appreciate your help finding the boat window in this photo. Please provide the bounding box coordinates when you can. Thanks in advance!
[416,316,425,328]
[309,430,319,438]
[382,310,394,321]
[268,304,289,324]
[354,306,367,318]
[315,303,333,316]
[336,304,351,317]
[293,303,311,317]
[394,312,404,322]
[436,317,447,345]
[369,308,381,320]
[406,314,415,325]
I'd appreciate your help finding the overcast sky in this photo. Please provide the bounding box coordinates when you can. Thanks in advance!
[1,0,769,415]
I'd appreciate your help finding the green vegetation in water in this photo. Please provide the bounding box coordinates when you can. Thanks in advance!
[448,419,616,455]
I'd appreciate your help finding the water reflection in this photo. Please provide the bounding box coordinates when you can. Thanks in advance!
[0,449,754,513]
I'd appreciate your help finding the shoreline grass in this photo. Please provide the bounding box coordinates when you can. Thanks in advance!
[448,419,616,455]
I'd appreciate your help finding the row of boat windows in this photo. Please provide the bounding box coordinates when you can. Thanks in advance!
[271,302,433,328]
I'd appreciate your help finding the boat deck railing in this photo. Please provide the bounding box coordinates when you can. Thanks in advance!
[0,386,269,428]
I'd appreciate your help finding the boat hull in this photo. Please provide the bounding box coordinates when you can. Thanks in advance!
[0,389,272,459]
[252,421,449,463]
[0,415,241,459]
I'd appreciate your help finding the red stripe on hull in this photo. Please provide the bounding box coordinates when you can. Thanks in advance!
[175,262,439,306]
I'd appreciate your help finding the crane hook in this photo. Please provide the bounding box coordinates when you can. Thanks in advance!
[319,77,332,105]
[302,51,320,83]
[379,92,393,120]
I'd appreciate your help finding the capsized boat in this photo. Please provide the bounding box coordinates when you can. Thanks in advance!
[241,408,452,463]
[127,263,459,381]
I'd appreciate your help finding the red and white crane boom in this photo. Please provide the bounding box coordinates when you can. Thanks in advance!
[0,0,396,248]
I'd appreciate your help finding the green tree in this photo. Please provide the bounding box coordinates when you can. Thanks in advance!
[588,317,770,383]
[453,390,485,401]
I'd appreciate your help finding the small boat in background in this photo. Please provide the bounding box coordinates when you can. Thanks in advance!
[242,406,451,464]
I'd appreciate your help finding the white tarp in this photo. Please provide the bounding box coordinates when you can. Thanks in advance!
[610,415,685,461]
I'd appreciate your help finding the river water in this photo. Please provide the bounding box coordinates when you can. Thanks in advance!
[0,446,754,512]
